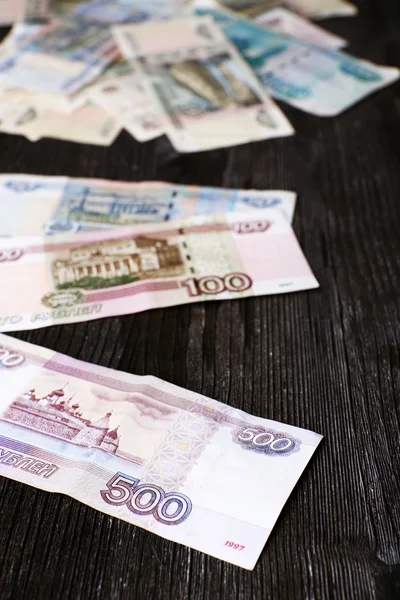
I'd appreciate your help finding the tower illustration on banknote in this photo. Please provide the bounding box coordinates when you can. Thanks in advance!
[2,385,121,455]
[0,360,227,481]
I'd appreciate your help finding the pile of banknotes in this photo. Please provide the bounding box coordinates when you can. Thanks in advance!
[0,0,398,150]
[0,0,397,571]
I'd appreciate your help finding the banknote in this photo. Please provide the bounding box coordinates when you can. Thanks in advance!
[167,183,297,221]
[283,0,357,19]
[218,0,276,8]
[23,0,51,20]
[0,82,90,126]
[0,208,318,332]
[0,18,120,96]
[0,91,32,134]
[113,16,294,152]
[255,7,347,49]
[0,333,322,568]
[217,0,357,19]
[0,22,44,53]
[0,101,121,145]
[193,3,399,116]
[70,0,186,23]
[65,57,134,112]
[0,0,49,24]
[0,174,296,237]
[87,65,165,142]
[0,24,88,115]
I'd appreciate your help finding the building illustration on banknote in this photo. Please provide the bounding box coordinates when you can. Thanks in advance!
[50,235,185,290]
[50,185,174,231]
[146,51,262,121]
[167,55,260,109]
[2,386,120,454]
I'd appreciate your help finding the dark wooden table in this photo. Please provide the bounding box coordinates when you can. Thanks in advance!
[1,1,400,598]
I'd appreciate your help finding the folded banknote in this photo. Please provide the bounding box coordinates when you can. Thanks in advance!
[0,174,296,236]
[0,24,91,116]
[0,101,121,146]
[0,333,322,568]
[0,18,120,96]
[194,2,399,116]
[0,208,318,332]
[113,16,294,152]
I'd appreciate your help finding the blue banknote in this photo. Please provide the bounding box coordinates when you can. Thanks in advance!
[194,5,399,115]
[0,174,296,237]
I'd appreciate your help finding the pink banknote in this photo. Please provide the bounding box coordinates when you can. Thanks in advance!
[0,208,319,332]
[0,333,322,568]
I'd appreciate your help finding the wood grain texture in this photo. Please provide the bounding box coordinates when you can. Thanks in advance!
[0,1,400,598]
